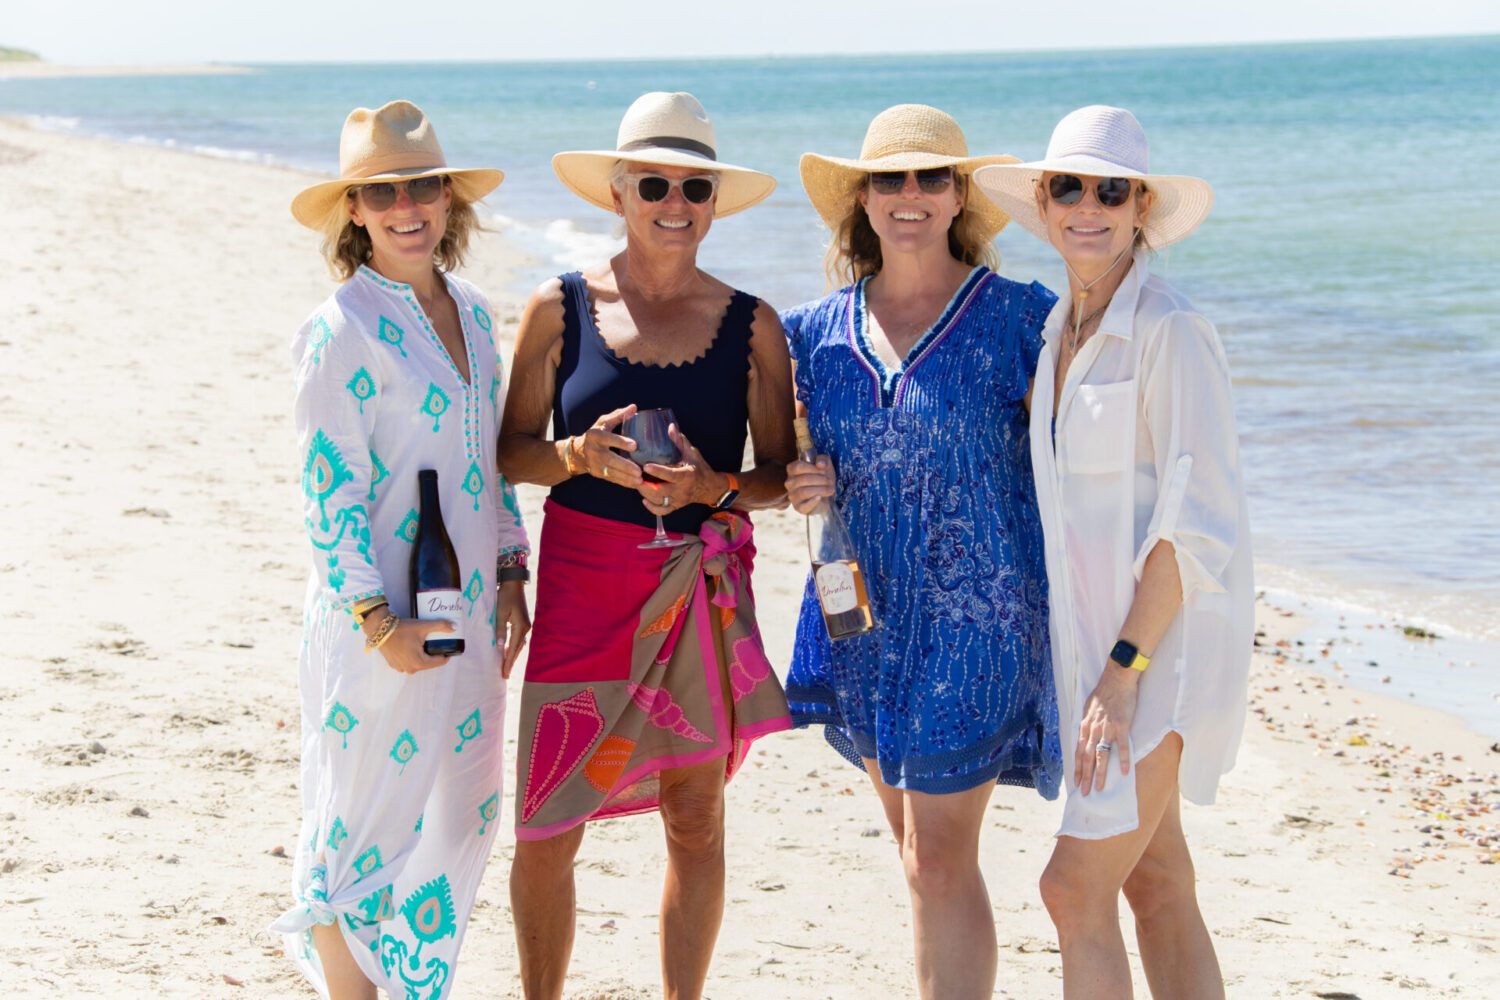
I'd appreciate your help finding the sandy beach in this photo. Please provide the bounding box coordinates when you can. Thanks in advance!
[1,117,1496,998]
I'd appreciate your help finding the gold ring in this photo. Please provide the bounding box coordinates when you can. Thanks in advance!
[603,467,609,480]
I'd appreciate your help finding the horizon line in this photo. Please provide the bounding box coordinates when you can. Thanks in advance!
[23,28,1499,69]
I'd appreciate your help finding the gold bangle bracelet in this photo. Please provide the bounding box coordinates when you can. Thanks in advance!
[562,437,579,476]
[364,613,399,652]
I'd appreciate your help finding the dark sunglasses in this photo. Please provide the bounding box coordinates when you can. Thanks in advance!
[1046,174,1134,208]
[868,167,955,196]
[351,175,448,212]
[624,172,718,204]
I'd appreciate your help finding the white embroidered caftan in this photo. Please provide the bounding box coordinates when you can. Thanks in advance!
[271,265,528,997]
[1029,252,1253,840]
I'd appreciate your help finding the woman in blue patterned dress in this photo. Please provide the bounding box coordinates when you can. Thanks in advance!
[783,104,1061,1000]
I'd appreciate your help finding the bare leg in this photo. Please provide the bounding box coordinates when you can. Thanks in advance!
[1040,733,1200,1000]
[1123,791,1224,999]
[656,755,729,1000]
[510,824,587,1000]
[862,759,999,1000]
[309,924,376,1000]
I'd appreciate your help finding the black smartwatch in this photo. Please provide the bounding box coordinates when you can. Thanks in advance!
[1108,638,1150,673]
[713,472,740,511]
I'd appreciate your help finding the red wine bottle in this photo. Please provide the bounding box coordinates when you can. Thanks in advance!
[410,469,465,657]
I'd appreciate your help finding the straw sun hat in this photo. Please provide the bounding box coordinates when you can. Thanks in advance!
[972,105,1213,248]
[799,104,1018,241]
[290,100,504,229]
[552,91,775,218]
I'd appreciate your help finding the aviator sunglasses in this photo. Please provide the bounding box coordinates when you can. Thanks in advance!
[624,172,718,204]
[868,167,955,196]
[1046,173,1134,208]
[351,175,449,212]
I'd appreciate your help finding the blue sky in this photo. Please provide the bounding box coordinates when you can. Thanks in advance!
[10,0,1500,63]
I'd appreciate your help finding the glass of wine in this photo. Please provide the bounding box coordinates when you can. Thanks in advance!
[622,407,692,550]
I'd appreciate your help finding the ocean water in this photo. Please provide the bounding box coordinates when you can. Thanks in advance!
[4,36,1497,643]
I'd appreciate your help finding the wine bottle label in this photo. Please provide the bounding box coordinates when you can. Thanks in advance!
[416,588,464,640]
[815,562,859,615]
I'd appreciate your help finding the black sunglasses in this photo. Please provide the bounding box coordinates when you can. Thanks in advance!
[868,167,955,195]
[351,175,448,212]
[1046,174,1134,208]
[624,172,718,205]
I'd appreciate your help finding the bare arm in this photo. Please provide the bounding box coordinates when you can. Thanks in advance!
[497,278,569,487]
[733,300,797,509]
[498,280,644,488]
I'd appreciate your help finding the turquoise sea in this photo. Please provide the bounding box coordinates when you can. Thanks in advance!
[4,36,1497,650]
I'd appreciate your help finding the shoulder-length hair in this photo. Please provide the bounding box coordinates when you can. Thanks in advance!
[316,178,480,281]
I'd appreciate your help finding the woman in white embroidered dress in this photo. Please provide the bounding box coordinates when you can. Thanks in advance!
[271,100,531,1000]
[975,106,1253,998]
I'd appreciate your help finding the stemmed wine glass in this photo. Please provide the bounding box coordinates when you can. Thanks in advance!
[622,407,691,550]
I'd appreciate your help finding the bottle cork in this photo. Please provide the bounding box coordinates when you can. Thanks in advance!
[794,417,814,456]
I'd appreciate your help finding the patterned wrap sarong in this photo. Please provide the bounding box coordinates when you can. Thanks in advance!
[515,500,791,839]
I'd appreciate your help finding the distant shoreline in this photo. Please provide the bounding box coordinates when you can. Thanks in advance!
[0,62,252,81]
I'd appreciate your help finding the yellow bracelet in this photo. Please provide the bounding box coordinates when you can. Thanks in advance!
[561,437,580,476]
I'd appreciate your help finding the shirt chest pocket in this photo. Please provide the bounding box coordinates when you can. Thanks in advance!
[1062,380,1136,474]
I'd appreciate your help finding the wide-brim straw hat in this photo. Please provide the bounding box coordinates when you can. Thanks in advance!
[552,91,775,219]
[291,100,504,229]
[972,105,1213,248]
[799,104,1019,241]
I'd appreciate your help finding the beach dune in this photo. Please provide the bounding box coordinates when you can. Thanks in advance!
[0,118,1496,998]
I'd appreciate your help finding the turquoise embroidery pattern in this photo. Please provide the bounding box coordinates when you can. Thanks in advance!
[377,316,409,358]
[415,814,424,834]
[368,448,389,502]
[478,791,499,837]
[346,367,376,414]
[380,876,457,999]
[324,702,359,749]
[472,304,492,332]
[390,730,419,776]
[352,885,394,928]
[501,480,524,529]
[353,845,384,880]
[307,315,333,365]
[421,383,450,432]
[395,509,419,543]
[303,430,352,531]
[463,570,483,616]
[303,430,373,591]
[490,375,500,411]
[460,461,484,511]
[454,709,482,753]
[326,817,348,852]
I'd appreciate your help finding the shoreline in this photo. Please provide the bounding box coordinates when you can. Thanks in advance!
[0,62,252,80]
[1,117,1497,997]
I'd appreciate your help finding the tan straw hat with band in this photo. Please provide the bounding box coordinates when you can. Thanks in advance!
[552,91,775,218]
[800,104,1019,241]
[290,100,503,229]
[972,105,1213,249]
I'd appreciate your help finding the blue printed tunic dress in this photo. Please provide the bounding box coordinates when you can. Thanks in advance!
[783,266,1062,796]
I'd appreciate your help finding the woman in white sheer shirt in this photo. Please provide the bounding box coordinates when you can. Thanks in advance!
[975,106,1252,998]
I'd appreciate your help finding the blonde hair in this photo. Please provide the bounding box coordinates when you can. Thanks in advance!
[824,171,1000,286]
[316,178,480,281]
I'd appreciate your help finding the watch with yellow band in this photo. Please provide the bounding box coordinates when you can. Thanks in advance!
[1109,638,1151,672]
